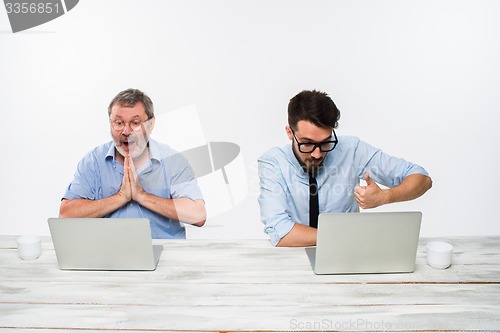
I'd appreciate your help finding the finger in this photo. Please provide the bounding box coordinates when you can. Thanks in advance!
[353,187,364,200]
[123,156,133,187]
[128,157,138,181]
[353,190,361,201]
[124,154,130,172]
[122,166,130,186]
[364,172,374,185]
[354,188,367,206]
[354,192,364,207]
[354,185,365,195]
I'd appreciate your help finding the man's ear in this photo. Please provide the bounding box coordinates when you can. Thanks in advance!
[285,125,293,140]
[147,116,155,133]
[144,116,155,137]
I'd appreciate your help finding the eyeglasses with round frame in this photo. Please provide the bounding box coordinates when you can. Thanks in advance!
[291,128,338,153]
[109,118,151,132]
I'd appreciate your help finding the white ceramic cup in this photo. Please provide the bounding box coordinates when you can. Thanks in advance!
[426,241,453,269]
[16,235,42,260]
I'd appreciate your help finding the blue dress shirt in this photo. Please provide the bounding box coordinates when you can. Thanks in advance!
[258,136,429,246]
[63,139,204,239]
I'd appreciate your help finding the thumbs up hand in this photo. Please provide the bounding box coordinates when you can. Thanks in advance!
[354,172,387,209]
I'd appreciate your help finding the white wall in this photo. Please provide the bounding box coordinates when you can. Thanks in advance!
[1,0,499,239]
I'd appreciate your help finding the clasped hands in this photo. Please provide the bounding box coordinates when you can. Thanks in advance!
[118,154,146,204]
[353,172,388,209]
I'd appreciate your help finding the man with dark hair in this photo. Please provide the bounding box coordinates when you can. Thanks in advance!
[258,90,432,247]
[60,88,206,239]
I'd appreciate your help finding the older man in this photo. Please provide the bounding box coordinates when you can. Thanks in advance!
[60,88,206,238]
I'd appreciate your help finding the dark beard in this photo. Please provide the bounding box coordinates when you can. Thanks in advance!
[291,145,323,177]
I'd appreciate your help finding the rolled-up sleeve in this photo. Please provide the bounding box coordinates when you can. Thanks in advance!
[258,154,295,246]
[167,152,204,201]
[63,152,99,201]
[353,140,429,187]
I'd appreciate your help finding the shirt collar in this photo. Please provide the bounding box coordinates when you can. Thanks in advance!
[147,138,161,163]
[105,142,116,160]
[284,144,308,178]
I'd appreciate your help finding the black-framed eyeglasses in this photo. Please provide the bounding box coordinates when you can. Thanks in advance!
[291,128,338,153]
[110,118,151,131]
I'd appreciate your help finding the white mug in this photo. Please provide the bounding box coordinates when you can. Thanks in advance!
[426,241,453,269]
[17,235,42,260]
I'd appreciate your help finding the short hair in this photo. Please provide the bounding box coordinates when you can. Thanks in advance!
[288,90,340,130]
[108,88,154,119]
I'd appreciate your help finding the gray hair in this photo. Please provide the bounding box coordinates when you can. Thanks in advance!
[108,88,154,119]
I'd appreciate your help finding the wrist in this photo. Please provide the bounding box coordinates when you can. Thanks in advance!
[134,189,147,205]
[383,188,393,205]
[116,189,131,206]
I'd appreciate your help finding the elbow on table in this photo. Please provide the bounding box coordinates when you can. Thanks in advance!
[58,199,74,218]
[426,176,433,191]
[192,203,207,227]
[191,219,206,227]
[419,175,433,196]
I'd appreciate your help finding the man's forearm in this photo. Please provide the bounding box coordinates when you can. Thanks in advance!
[59,194,128,218]
[387,174,433,204]
[135,193,206,226]
[277,223,317,247]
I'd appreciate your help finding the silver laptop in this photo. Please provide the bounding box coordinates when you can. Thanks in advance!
[48,218,163,271]
[306,212,422,275]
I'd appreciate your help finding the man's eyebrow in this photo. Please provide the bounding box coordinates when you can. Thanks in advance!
[299,134,333,142]
[112,115,143,120]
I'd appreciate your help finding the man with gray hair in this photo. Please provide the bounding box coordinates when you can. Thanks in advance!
[60,88,206,238]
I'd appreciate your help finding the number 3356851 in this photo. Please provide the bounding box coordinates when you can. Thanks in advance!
[5,2,61,14]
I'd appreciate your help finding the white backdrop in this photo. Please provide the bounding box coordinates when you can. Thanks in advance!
[1,0,499,239]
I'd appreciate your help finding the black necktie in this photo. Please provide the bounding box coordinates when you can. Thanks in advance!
[309,174,319,228]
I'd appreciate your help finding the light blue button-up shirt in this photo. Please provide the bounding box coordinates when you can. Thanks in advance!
[63,139,203,239]
[258,136,429,246]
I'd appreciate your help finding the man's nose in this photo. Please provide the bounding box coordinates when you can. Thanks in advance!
[122,123,133,135]
[311,146,323,159]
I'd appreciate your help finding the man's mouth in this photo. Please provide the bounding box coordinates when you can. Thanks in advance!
[121,140,136,149]
[307,157,323,166]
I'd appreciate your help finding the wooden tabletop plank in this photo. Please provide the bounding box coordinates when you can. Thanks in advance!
[1,302,499,331]
[1,236,499,332]
[1,280,499,306]
[1,237,499,284]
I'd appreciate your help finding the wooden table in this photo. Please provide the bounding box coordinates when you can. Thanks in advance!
[1,236,499,332]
